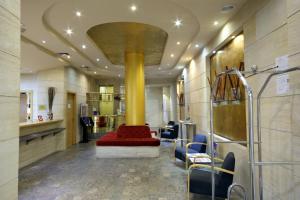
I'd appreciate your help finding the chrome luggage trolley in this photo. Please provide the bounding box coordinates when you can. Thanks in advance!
[256,66,300,200]
[209,68,256,200]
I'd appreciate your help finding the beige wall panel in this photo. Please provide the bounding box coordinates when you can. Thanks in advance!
[0,7,19,56]
[256,0,287,40]
[245,25,288,70]
[0,0,20,18]
[0,52,19,96]
[0,178,18,200]
[0,138,18,187]
[287,0,300,17]
[288,11,300,55]
[0,97,19,141]
[243,17,257,48]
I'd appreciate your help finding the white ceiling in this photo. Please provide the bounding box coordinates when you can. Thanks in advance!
[21,0,247,79]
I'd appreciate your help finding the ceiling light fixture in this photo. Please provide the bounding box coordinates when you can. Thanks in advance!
[170,54,174,58]
[174,19,182,27]
[130,4,137,12]
[231,35,236,39]
[105,66,108,69]
[82,44,87,49]
[118,74,121,77]
[177,41,181,45]
[195,44,200,48]
[76,11,82,17]
[67,55,71,59]
[158,67,161,70]
[65,28,73,35]
[214,21,219,26]
[96,58,100,62]
[212,50,216,54]
[42,40,46,44]
[94,71,97,74]
[81,65,85,68]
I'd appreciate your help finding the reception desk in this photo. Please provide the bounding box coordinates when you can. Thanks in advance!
[19,119,65,168]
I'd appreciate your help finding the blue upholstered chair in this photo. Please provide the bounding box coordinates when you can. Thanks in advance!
[187,152,235,199]
[160,124,179,139]
[174,134,207,169]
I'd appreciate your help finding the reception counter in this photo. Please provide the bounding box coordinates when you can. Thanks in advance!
[19,119,65,168]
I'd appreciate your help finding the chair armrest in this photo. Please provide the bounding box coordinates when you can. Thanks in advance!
[150,130,158,136]
[188,154,224,162]
[189,164,234,175]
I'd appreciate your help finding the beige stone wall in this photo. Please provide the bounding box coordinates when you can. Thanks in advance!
[182,0,300,198]
[0,0,20,199]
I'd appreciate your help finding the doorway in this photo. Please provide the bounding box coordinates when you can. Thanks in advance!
[67,92,76,147]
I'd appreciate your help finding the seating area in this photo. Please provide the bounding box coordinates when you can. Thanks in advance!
[96,125,160,158]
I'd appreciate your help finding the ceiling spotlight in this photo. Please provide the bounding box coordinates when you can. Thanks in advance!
[195,44,200,48]
[158,67,161,70]
[118,74,121,77]
[231,35,236,39]
[130,4,137,11]
[96,58,100,62]
[42,40,46,44]
[212,50,216,54]
[76,11,82,17]
[94,71,97,74]
[170,54,174,58]
[67,55,71,59]
[214,21,219,26]
[65,28,73,35]
[105,66,108,69]
[174,19,182,27]
[81,64,85,68]
[82,44,86,49]
[177,41,181,45]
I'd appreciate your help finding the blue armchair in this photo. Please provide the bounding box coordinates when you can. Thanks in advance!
[160,124,179,139]
[188,152,235,199]
[174,134,207,169]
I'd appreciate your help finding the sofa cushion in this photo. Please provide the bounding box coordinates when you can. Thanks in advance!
[117,125,151,138]
[96,132,160,146]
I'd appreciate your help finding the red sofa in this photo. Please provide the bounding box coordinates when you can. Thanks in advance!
[96,125,160,146]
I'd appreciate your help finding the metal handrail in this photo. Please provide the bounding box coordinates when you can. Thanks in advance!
[227,183,247,200]
[256,66,300,200]
[209,68,255,200]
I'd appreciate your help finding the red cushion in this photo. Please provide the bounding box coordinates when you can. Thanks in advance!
[117,125,151,138]
[96,132,160,146]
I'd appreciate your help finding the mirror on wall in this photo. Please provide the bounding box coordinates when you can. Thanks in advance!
[20,91,33,122]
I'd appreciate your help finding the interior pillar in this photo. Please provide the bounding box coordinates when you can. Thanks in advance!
[125,52,145,125]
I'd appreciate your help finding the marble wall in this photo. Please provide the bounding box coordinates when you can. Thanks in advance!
[181,0,300,198]
[0,0,20,199]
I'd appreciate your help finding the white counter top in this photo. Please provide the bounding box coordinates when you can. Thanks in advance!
[20,119,63,128]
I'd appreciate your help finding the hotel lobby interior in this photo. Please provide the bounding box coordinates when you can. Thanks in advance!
[1,0,300,199]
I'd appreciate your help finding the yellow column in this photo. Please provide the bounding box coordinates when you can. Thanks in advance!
[125,52,145,125]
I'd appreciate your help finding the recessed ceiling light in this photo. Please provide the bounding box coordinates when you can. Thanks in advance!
[170,54,174,58]
[174,19,182,27]
[105,66,108,69]
[158,67,161,70]
[81,64,85,68]
[177,41,181,45]
[67,55,71,59]
[76,11,82,17]
[118,74,121,77]
[231,35,236,39]
[94,71,97,74]
[82,44,86,49]
[96,58,100,62]
[195,44,200,48]
[65,28,73,35]
[42,40,46,44]
[130,4,137,11]
[213,50,216,54]
[214,21,219,26]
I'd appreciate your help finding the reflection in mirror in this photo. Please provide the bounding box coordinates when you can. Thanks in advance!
[20,91,33,122]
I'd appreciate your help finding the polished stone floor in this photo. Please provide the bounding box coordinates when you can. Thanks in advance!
[19,142,216,200]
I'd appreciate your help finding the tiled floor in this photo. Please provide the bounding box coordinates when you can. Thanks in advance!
[19,142,215,200]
